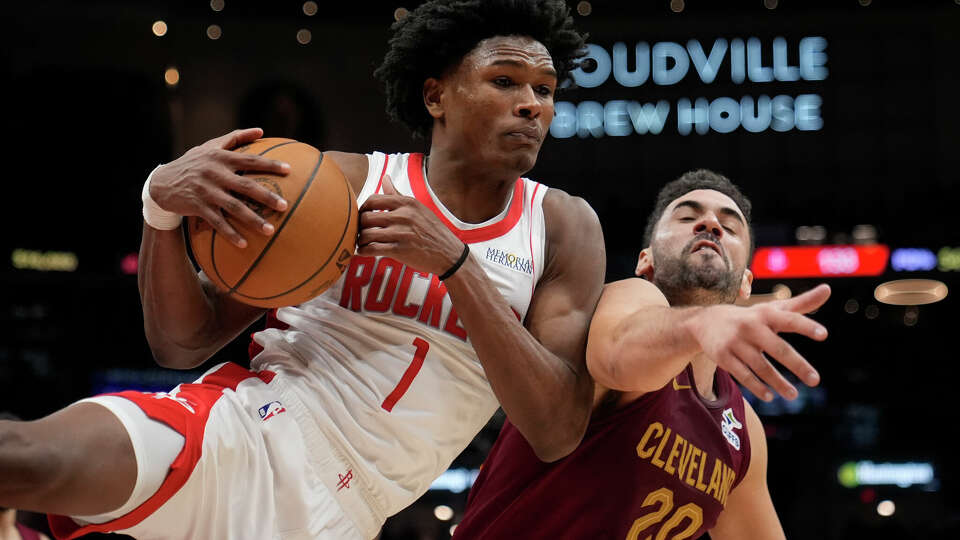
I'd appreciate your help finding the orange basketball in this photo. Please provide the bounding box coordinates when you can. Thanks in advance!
[187,138,358,308]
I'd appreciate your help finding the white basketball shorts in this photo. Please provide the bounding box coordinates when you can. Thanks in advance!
[47,362,368,540]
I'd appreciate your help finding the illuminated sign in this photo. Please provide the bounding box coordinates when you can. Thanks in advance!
[751,245,889,278]
[837,461,935,489]
[121,253,139,275]
[938,247,960,272]
[551,36,827,138]
[429,468,479,493]
[11,249,79,272]
[890,248,937,272]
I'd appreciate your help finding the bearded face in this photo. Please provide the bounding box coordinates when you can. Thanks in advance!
[645,190,751,307]
[652,231,744,306]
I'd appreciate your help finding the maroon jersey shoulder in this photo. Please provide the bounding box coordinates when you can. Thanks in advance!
[454,365,751,540]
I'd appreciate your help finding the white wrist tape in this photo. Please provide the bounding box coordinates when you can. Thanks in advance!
[141,165,183,230]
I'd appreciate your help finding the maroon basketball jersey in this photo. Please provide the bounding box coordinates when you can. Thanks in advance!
[15,521,43,540]
[454,364,751,540]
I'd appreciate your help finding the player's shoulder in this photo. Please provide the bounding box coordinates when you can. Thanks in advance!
[542,187,598,222]
[740,396,763,434]
[737,395,764,479]
[324,151,369,193]
[601,277,670,309]
[540,187,602,244]
[536,187,605,285]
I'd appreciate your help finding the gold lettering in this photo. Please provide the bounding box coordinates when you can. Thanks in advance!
[677,440,692,479]
[636,422,664,459]
[705,458,723,501]
[651,427,673,469]
[663,434,686,475]
[696,450,709,492]
[685,447,701,486]
[719,463,731,505]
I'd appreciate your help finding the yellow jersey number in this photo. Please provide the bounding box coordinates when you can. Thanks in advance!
[626,487,703,540]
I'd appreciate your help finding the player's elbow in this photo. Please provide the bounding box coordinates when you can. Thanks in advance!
[529,431,581,463]
[145,334,208,371]
[151,350,199,370]
[586,325,644,392]
[586,349,619,390]
[587,344,638,392]
[150,348,204,371]
[591,328,681,393]
[528,409,590,463]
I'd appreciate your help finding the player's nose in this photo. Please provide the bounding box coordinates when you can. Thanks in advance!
[514,85,542,119]
[693,213,723,239]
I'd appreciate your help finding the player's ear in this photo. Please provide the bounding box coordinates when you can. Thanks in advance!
[738,268,753,299]
[635,248,655,281]
[423,78,444,120]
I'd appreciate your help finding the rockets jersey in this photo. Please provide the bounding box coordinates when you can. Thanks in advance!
[454,364,752,540]
[250,152,549,522]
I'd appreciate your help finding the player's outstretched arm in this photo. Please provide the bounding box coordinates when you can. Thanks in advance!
[140,128,290,369]
[587,278,694,394]
[709,400,786,540]
[587,280,831,401]
[359,184,605,462]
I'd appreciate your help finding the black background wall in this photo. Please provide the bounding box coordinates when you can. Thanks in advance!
[2,1,958,538]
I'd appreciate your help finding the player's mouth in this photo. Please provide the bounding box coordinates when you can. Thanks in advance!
[691,239,722,256]
[505,125,542,144]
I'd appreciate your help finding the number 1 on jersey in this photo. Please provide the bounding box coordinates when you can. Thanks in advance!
[381,337,430,412]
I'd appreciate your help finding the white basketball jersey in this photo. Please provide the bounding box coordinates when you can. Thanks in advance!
[250,152,548,523]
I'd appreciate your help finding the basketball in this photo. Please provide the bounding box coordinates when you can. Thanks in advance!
[187,138,358,308]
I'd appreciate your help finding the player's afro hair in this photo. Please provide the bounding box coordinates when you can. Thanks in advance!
[374,0,587,138]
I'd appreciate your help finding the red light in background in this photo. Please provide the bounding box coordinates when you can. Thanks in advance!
[121,253,138,275]
[860,487,876,504]
[751,245,890,278]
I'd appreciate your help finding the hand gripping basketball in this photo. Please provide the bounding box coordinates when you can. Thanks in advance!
[146,128,290,247]
[687,284,831,401]
[186,138,359,308]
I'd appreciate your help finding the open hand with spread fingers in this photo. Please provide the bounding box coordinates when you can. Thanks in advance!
[147,128,291,248]
[687,283,831,401]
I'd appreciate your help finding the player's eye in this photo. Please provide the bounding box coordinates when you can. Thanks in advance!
[493,77,512,87]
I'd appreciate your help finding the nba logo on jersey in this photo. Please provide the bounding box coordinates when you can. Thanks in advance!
[258,401,286,421]
[721,408,743,450]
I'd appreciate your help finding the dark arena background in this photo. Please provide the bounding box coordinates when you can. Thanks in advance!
[2,1,959,538]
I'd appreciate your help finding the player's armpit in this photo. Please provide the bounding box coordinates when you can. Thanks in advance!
[709,399,786,540]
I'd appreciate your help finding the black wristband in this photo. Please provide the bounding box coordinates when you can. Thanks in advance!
[438,243,470,281]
